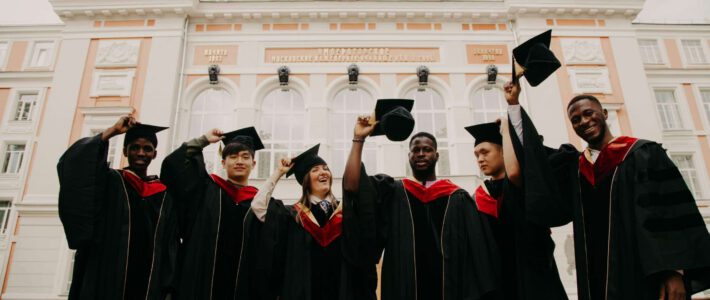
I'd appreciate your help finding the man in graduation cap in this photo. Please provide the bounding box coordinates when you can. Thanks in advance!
[57,115,179,299]
[342,99,500,300]
[465,122,567,300]
[161,127,277,299]
[506,30,710,300]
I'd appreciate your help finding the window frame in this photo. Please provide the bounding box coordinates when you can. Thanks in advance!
[678,38,710,66]
[470,85,508,124]
[652,86,688,132]
[328,87,378,178]
[0,141,27,176]
[187,88,234,175]
[669,152,705,199]
[637,38,667,65]
[0,41,11,70]
[256,88,307,179]
[693,86,710,130]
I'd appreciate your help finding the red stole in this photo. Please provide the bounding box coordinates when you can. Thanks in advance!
[121,170,166,198]
[295,203,342,247]
[474,185,500,218]
[579,136,638,186]
[210,174,258,204]
[402,178,460,204]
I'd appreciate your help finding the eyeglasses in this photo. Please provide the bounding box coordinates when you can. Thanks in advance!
[127,145,155,153]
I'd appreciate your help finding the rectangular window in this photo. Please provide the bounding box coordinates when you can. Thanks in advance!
[0,200,11,234]
[638,39,664,64]
[2,144,25,174]
[29,41,54,68]
[0,42,9,68]
[701,89,710,127]
[654,90,684,130]
[681,39,708,64]
[671,154,702,198]
[13,93,37,121]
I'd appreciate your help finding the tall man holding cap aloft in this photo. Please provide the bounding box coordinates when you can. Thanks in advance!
[507,30,710,300]
[343,99,500,300]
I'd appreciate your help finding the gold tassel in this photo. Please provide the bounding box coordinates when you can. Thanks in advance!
[218,144,223,157]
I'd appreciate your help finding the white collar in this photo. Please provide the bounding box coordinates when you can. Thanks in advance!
[309,194,337,205]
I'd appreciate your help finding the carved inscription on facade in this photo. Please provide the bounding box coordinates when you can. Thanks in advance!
[265,47,440,63]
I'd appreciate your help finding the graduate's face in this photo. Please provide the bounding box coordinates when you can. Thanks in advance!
[474,142,504,177]
[124,138,156,172]
[222,150,255,180]
[408,137,439,173]
[568,99,608,144]
[307,164,332,196]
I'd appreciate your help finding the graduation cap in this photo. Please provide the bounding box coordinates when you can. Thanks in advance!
[124,123,168,147]
[512,30,561,87]
[221,127,265,151]
[286,144,327,185]
[370,99,416,142]
[465,122,502,146]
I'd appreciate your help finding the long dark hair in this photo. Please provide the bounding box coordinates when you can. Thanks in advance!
[295,164,335,223]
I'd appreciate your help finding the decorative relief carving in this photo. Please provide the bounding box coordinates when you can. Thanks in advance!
[90,70,135,97]
[95,40,140,67]
[561,38,605,64]
[568,68,612,94]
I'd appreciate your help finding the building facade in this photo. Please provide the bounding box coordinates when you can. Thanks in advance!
[0,0,708,298]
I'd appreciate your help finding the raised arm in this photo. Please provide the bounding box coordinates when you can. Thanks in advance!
[161,129,223,197]
[253,158,292,222]
[57,115,135,249]
[502,81,522,187]
[502,81,576,227]
[343,115,376,193]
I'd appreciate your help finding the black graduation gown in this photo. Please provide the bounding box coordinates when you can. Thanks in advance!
[512,108,710,300]
[344,165,500,300]
[160,143,276,300]
[474,179,567,300]
[260,199,378,300]
[57,134,179,300]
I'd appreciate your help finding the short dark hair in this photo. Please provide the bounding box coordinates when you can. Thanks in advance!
[409,132,437,149]
[567,94,603,111]
[222,142,255,159]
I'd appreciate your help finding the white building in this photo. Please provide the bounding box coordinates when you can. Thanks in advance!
[0,0,708,298]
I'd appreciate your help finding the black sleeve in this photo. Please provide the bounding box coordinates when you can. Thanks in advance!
[160,142,210,236]
[341,163,394,267]
[509,109,577,227]
[632,143,710,293]
[57,134,110,249]
[253,199,291,299]
[446,191,501,299]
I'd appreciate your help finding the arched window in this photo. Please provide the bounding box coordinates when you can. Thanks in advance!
[257,89,306,178]
[471,87,507,123]
[404,88,450,176]
[189,88,232,173]
[329,88,377,176]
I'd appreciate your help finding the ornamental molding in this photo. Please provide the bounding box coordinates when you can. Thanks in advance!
[95,39,141,67]
[52,1,643,21]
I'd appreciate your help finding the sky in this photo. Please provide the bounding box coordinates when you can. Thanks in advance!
[0,0,707,26]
